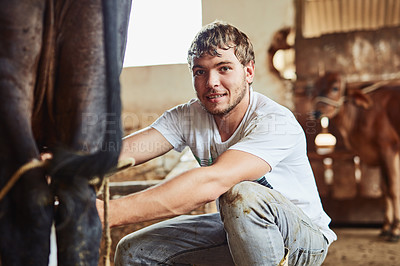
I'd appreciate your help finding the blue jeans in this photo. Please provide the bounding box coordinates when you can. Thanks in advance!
[115,182,329,265]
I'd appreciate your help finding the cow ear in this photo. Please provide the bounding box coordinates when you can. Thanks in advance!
[350,90,372,109]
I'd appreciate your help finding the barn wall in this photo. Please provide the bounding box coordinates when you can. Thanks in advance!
[294,0,400,83]
[295,27,400,83]
[120,0,295,132]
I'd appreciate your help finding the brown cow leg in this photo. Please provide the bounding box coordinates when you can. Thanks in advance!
[380,151,400,242]
[388,152,400,242]
[380,175,393,238]
[380,197,393,238]
[390,219,400,242]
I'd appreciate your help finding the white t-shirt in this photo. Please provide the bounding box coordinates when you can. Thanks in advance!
[151,88,337,244]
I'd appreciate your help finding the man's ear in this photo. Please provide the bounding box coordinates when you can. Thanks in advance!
[245,60,255,84]
[350,90,373,109]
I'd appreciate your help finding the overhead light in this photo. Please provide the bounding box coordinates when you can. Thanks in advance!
[315,117,337,155]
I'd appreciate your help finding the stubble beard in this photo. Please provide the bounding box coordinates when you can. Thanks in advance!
[199,79,248,116]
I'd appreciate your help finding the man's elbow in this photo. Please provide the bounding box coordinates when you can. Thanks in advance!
[202,172,237,202]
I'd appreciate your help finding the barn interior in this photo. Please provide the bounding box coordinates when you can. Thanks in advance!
[98,0,400,265]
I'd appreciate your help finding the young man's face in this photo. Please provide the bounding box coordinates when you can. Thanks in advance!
[191,47,255,116]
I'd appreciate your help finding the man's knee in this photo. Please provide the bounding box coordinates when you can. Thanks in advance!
[114,232,154,265]
[219,181,286,226]
[114,235,137,265]
[220,181,273,208]
[219,182,265,218]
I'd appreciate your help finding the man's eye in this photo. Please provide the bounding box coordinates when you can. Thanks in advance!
[194,70,205,76]
[220,66,231,72]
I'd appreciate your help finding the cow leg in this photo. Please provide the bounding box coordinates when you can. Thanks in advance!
[380,150,400,242]
[50,0,130,263]
[51,176,101,265]
[379,168,394,237]
[0,1,54,265]
[0,166,53,265]
[51,0,108,264]
[388,152,400,241]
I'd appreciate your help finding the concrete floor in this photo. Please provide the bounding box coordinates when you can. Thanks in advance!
[323,227,400,266]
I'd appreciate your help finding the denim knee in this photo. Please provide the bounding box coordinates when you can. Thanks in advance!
[114,235,135,265]
[219,181,276,224]
[114,233,152,266]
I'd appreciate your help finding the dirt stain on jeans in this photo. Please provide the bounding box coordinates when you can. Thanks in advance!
[220,188,243,206]
[243,208,251,215]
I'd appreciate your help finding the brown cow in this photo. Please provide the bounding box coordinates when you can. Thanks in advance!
[312,72,400,242]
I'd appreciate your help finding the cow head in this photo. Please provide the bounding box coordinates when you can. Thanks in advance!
[312,72,373,120]
[312,72,345,119]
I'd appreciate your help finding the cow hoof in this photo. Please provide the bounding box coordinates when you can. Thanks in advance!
[388,234,400,243]
[379,230,391,238]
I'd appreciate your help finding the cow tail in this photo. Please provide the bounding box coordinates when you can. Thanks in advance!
[49,0,122,181]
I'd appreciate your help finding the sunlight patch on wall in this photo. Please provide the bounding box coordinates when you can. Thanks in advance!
[123,0,202,68]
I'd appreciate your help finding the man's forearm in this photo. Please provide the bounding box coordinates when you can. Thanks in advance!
[104,149,270,227]
[119,127,173,165]
[107,167,225,227]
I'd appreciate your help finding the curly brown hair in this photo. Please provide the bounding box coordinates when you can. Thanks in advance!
[187,21,255,68]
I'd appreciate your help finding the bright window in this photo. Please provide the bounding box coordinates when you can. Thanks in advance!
[123,0,202,67]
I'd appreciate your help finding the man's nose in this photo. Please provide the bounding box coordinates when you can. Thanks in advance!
[206,71,220,88]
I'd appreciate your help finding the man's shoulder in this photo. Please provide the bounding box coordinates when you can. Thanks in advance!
[251,91,290,117]
[163,99,211,125]
[249,91,302,132]
[173,98,201,110]
[166,98,203,115]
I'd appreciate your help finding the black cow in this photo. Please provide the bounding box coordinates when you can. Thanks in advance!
[0,0,131,264]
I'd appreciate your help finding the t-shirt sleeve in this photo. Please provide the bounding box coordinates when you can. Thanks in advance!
[229,112,304,170]
[150,104,188,152]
